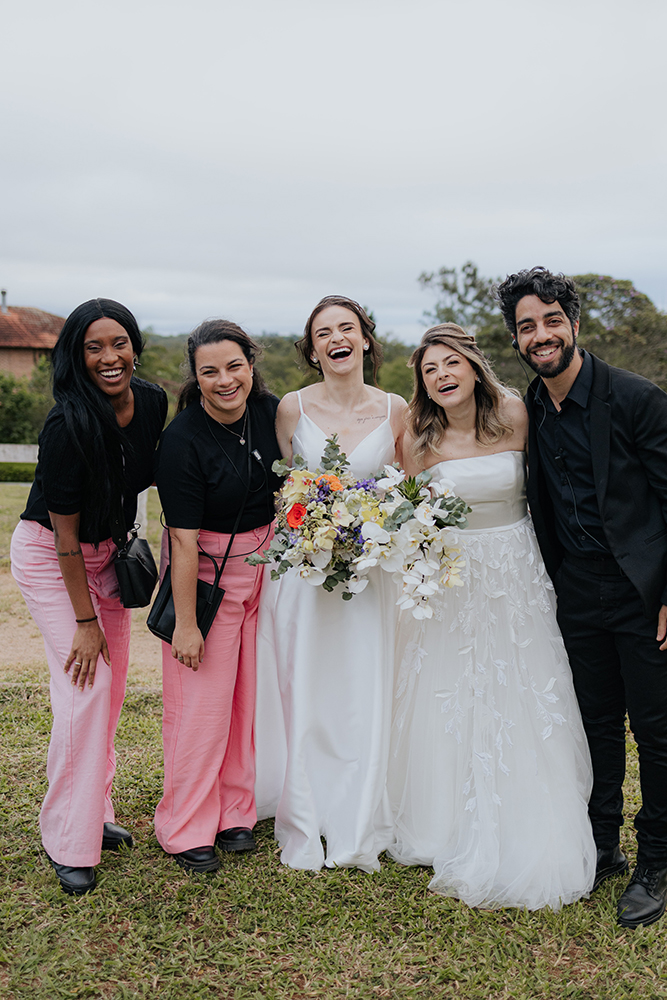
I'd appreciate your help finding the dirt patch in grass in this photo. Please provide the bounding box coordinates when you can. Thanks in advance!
[0,568,163,687]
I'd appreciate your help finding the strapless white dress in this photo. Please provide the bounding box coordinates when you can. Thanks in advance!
[388,451,596,910]
[255,393,397,871]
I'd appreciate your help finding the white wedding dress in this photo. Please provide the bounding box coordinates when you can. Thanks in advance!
[389,451,596,910]
[254,392,397,871]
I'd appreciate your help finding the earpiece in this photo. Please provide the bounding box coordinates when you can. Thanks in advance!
[511,338,519,350]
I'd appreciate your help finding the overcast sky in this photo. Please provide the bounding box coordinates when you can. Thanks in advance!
[2,0,666,342]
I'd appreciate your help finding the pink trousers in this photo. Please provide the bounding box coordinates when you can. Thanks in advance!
[154,526,270,854]
[10,519,131,867]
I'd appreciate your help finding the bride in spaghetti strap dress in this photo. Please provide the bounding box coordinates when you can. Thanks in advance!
[254,297,407,872]
[388,325,595,910]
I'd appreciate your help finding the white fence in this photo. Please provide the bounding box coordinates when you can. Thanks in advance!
[0,444,38,463]
[0,443,150,538]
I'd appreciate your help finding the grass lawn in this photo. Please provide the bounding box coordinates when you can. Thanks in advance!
[0,485,665,998]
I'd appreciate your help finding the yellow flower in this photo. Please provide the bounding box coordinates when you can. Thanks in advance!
[283,470,312,503]
[313,525,337,550]
[331,502,354,526]
[359,500,384,525]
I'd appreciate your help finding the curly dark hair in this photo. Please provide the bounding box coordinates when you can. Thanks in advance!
[496,267,580,340]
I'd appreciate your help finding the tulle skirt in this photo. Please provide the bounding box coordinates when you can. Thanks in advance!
[388,516,596,911]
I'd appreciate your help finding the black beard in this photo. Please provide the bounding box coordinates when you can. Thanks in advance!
[520,340,577,379]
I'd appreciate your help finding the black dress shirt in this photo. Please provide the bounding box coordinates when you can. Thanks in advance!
[534,350,611,557]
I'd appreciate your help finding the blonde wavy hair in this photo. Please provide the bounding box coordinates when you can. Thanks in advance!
[408,323,517,460]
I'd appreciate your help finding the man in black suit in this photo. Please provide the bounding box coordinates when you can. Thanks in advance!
[497,267,667,928]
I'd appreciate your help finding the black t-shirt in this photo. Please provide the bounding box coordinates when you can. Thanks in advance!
[156,394,283,533]
[21,377,168,542]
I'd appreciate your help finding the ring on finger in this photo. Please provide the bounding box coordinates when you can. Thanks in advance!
[178,656,184,662]
[74,661,82,666]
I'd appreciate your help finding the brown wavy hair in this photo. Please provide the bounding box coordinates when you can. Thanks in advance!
[177,319,270,413]
[296,295,383,384]
[408,323,516,459]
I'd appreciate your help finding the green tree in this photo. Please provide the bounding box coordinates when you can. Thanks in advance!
[0,371,41,443]
[419,262,667,391]
[27,356,54,438]
[419,261,518,386]
[575,274,667,388]
[376,336,415,400]
[255,335,320,398]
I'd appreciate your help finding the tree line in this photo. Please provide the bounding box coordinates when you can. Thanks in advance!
[2,264,666,444]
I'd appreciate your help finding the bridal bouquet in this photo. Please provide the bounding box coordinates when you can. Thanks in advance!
[247,436,471,619]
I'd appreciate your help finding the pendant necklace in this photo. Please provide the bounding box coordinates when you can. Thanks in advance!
[223,409,248,445]
[201,400,248,445]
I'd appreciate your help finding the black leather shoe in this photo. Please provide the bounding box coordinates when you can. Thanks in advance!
[45,853,96,895]
[216,827,256,852]
[618,865,667,928]
[102,822,133,851]
[593,845,629,890]
[171,846,220,873]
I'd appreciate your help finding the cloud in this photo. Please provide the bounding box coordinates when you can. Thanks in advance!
[2,0,666,337]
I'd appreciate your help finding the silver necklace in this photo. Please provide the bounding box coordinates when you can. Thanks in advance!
[201,401,248,444]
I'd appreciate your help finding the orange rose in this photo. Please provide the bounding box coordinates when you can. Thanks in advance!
[286,503,307,529]
[316,474,343,492]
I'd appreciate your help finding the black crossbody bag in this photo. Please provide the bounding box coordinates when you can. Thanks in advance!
[112,516,159,610]
[146,410,253,644]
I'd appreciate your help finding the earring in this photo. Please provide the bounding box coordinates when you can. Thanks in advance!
[363,343,370,352]
[427,393,432,400]
[475,375,481,382]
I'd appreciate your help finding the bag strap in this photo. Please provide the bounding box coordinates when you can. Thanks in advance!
[110,505,133,553]
[167,403,254,589]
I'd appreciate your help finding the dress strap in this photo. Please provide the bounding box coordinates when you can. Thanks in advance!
[296,390,304,415]
[386,393,392,419]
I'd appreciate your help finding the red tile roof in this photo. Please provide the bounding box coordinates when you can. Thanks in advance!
[0,307,64,349]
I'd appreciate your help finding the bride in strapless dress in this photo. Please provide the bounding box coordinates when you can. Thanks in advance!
[254,296,407,872]
[389,323,595,910]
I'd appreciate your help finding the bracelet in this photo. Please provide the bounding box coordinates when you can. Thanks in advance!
[75,615,98,623]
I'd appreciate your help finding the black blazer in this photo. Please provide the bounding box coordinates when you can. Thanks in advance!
[525,353,667,617]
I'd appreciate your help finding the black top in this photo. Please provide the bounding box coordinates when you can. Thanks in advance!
[21,378,168,543]
[155,393,283,533]
[533,351,611,557]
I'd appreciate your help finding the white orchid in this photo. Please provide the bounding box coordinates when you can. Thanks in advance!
[249,435,470,615]
[375,465,406,491]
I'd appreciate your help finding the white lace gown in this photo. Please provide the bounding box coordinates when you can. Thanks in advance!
[389,451,596,910]
[254,394,397,872]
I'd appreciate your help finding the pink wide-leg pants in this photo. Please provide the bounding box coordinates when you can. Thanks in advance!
[154,526,269,855]
[10,519,131,867]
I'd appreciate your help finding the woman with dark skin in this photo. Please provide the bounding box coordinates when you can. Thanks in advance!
[154,320,283,873]
[11,298,167,895]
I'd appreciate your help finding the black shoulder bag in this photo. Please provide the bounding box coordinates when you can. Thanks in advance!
[112,515,159,610]
[146,408,253,644]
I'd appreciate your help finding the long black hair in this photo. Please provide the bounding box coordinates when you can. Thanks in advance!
[51,298,144,544]
[177,319,270,413]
